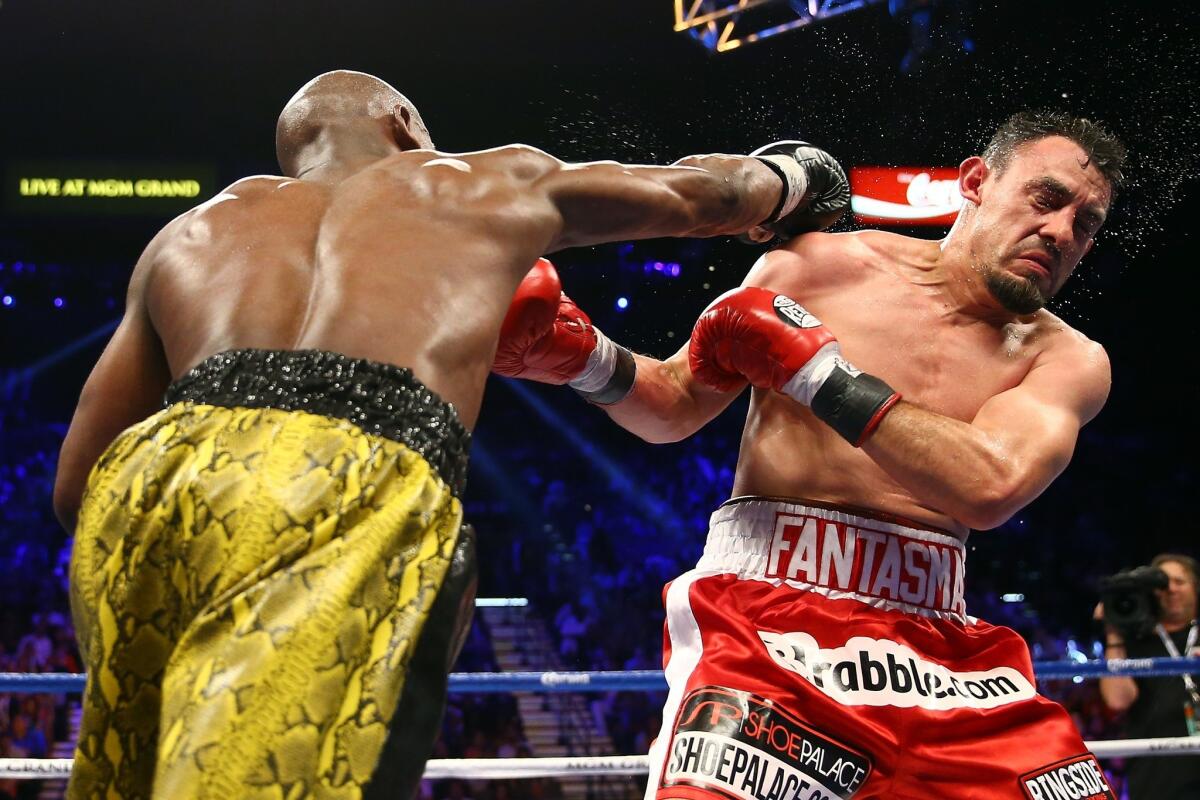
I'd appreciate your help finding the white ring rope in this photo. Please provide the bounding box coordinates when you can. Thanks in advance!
[3,738,1198,781]
[425,756,650,779]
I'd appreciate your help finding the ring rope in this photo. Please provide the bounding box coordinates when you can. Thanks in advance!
[3,738,1199,781]
[2,657,1198,694]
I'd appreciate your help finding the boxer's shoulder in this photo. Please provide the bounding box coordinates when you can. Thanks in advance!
[183,176,326,222]
[1025,307,1106,359]
[780,229,925,268]
[1020,309,1111,401]
[749,229,903,291]
[217,174,300,197]
[441,144,559,180]
[366,146,562,204]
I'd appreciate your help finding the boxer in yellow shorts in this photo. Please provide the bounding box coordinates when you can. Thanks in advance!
[69,350,473,799]
[53,71,821,797]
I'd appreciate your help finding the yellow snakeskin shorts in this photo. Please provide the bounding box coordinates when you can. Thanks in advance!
[68,400,475,800]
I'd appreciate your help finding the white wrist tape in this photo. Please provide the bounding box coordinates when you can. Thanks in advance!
[780,342,857,406]
[758,154,810,221]
[568,327,618,393]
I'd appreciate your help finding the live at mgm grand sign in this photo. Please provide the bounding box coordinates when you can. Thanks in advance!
[6,161,217,216]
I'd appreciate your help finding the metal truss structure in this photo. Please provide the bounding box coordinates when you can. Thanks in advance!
[674,0,886,53]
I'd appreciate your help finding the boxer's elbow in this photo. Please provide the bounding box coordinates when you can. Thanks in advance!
[953,458,1031,530]
[53,430,97,534]
[52,476,81,535]
[634,417,700,445]
[602,405,697,445]
[601,388,709,444]
[957,496,1019,531]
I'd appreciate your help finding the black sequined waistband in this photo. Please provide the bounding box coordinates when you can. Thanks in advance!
[165,349,470,495]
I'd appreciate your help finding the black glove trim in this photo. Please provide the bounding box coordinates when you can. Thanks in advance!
[753,156,798,223]
[811,368,901,447]
[575,344,637,406]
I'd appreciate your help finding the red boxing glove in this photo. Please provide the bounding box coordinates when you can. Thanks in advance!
[689,286,901,446]
[689,286,837,394]
[493,258,598,384]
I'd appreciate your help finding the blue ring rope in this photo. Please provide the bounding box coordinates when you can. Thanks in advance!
[1,657,1196,694]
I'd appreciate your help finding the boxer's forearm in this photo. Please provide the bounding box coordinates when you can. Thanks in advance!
[541,155,783,251]
[861,402,1062,530]
[598,354,734,444]
[669,154,785,236]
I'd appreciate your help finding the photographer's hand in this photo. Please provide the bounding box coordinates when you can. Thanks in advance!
[1095,600,1139,711]
[1093,602,1125,648]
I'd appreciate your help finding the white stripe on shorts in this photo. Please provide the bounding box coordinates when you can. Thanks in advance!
[643,568,718,800]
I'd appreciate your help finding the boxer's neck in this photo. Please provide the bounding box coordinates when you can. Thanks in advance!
[932,217,1029,326]
[293,122,400,184]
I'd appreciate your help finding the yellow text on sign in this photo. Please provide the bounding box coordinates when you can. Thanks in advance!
[18,178,202,199]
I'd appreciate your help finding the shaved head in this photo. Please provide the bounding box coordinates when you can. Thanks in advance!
[275,70,432,177]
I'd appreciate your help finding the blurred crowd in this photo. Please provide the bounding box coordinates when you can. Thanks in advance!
[0,612,80,800]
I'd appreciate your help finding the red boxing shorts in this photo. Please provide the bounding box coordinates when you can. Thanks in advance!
[645,497,1114,800]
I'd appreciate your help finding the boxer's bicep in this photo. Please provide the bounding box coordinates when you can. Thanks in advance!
[600,346,743,444]
[54,256,172,531]
[969,342,1111,505]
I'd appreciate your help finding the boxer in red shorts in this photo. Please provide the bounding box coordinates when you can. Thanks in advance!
[495,111,1124,799]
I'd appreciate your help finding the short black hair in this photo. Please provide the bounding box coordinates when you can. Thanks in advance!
[983,110,1126,192]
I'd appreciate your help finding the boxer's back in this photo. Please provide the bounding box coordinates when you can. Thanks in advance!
[142,149,556,427]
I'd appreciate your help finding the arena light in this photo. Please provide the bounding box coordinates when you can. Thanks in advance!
[474,597,529,608]
[642,260,683,278]
[674,0,886,53]
[850,166,964,226]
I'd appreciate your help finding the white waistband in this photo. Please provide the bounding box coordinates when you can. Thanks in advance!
[698,497,968,621]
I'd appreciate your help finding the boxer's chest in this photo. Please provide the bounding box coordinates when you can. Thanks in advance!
[798,273,1040,423]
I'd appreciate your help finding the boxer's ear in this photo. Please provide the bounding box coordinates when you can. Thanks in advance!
[958,156,987,206]
[389,104,423,151]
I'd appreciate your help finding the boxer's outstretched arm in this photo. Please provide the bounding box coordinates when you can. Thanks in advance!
[54,234,173,532]
[599,346,744,443]
[513,149,785,252]
[861,342,1111,530]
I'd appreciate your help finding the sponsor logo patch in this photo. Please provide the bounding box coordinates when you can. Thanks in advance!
[1019,754,1115,800]
[760,630,1036,710]
[764,511,966,616]
[661,686,871,800]
[772,296,822,329]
